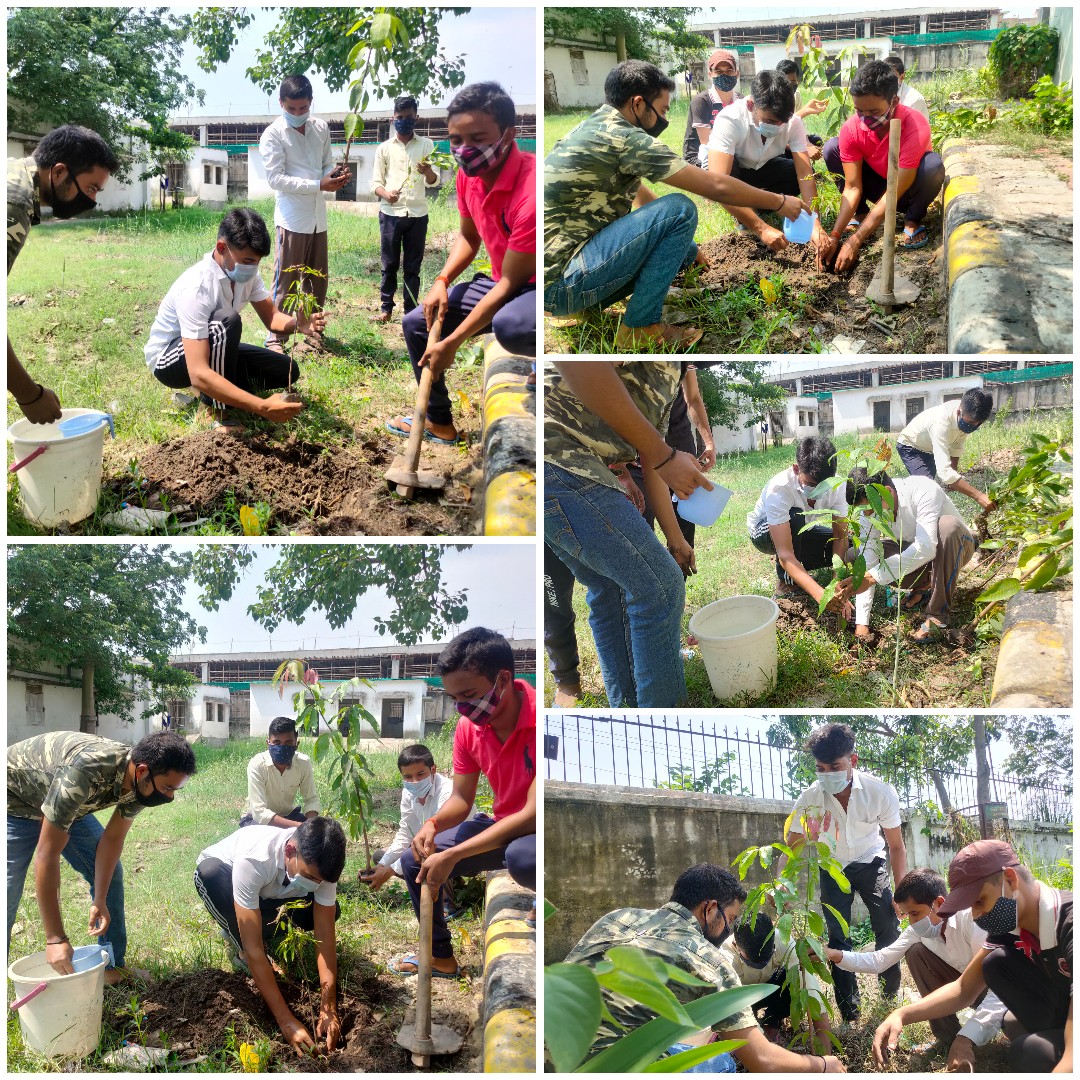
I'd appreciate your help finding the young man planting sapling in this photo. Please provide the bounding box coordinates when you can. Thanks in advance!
[390,628,535,977]
[144,207,325,425]
[239,716,320,829]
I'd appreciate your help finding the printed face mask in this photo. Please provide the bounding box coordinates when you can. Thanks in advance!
[712,73,739,92]
[268,743,297,767]
[455,679,504,725]
[859,105,893,130]
[818,769,851,796]
[452,132,509,176]
[134,767,172,807]
[283,109,310,128]
[50,167,97,219]
[974,880,1018,935]
[394,117,417,136]
[403,776,434,799]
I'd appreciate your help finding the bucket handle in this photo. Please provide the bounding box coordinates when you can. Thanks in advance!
[10,980,48,1011]
[9,443,48,474]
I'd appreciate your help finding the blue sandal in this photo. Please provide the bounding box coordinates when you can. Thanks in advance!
[385,416,459,444]
[900,225,930,251]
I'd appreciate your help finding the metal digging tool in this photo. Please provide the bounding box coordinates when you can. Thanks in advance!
[396,885,463,1067]
[866,116,921,310]
[384,315,448,499]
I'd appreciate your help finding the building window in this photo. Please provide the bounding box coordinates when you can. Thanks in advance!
[166,162,185,191]
[203,163,211,184]
[25,683,44,726]
[215,166,223,186]
[798,410,806,426]
[569,49,588,86]
[872,400,891,431]
[381,698,405,738]
[906,396,926,423]
[808,412,815,427]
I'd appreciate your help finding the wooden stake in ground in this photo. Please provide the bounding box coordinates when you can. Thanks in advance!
[395,884,462,1067]
[866,117,920,309]
[384,315,449,499]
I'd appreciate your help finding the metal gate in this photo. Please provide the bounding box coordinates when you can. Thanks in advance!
[229,691,250,740]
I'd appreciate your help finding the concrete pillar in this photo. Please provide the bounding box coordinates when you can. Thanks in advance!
[201,662,209,683]
[872,368,880,386]
[920,15,929,33]
[199,125,208,147]
[391,655,400,679]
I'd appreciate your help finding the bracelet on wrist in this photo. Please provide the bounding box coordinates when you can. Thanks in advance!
[652,447,678,471]
[435,275,451,289]
[15,382,45,406]
[46,935,69,945]
[776,193,786,212]
[819,1054,827,1072]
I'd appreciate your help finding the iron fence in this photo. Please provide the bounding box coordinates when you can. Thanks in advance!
[543,714,1072,826]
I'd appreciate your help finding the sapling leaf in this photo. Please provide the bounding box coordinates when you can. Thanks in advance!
[823,902,850,932]
[1022,553,1060,591]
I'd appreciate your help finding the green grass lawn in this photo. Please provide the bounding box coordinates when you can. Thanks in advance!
[544,408,1073,709]
[6,195,485,535]
[7,731,490,1071]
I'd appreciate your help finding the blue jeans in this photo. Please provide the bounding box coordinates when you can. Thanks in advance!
[544,193,698,328]
[544,462,687,707]
[668,1043,738,1072]
[8,813,127,968]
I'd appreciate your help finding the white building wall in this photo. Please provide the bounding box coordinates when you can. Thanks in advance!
[186,684,232,740]
[830,375,983,435]
[7,678,153,745]
[711,412,758,455]
[784,396,820,440]
[545,44,618,109]
[758,36,893,83]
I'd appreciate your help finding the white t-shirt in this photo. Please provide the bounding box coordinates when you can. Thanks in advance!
[747,464,848,532]
[899,81,931,121]
[259,115,336,233]
[708,102,809,169]
[144,252,270,368]
[789,769,902,866]
[199,824,337,909]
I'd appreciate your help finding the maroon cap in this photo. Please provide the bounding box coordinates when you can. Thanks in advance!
[936,840,1020,916]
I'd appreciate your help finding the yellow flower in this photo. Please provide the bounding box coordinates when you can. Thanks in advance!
[239,1044,262,1072]
[239,505,264,536]
[759,278,777,305]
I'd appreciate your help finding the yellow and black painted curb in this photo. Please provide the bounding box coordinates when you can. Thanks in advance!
[482,870,535,1072]
[482,340,535,536]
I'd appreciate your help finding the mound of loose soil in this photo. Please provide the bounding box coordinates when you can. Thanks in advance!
[106,430,482,536]
[691,228,946,354]
[111,966,476,1073]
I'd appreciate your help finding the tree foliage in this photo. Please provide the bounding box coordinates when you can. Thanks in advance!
[988,23,1059,98]
[6,8,204,171]
[189,7,469,99]
[695,361,787,431]
[7,546,205,720]
[126,119,196,210]
[544,7,710,65]
[190,544,471,643]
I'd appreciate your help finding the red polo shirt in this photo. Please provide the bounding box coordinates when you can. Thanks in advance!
[452,679,536,820]
[455,142,536,283]
[838,102,930,178]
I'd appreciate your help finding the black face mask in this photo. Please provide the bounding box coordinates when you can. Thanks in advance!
[703,904,732,947]
[50,167,98,219]
[134,766,172,807]
[636,98,669,138]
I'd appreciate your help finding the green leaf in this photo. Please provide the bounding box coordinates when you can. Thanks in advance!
[343,113,361,142]
[822,903,850,933]
[977,577,1022,605]
[1022,552,1061,592]
[544,965,603,1073]
[370,12,392,44]
[643,1041,745,1072]
[594,971,692,1027]
[818,579,839,615]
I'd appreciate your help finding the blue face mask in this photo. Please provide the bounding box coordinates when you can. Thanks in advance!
[712,73,739,92]
[757,120,784,138]
[268,743,297,767]
[957,414,980,434]
[222,245,260,284]
[403,775,433,799]
[394,117,417,136]
[283,109,310,129]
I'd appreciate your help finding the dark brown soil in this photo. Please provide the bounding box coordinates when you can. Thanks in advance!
[692,224,946,354]
[105,430,482,536]
[108,966,476,1073]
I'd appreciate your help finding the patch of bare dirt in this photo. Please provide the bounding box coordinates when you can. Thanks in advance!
[106,430,481,536]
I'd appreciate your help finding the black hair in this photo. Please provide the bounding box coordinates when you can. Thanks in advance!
[268,716,298,739]
[394,94,419,114]
[751,69,795,122]
[293,816,347,881]
[884,55,906,77]
[437,627,516,681]
[734,911,775,964]
[398,743,436,770]
[218,207,271,257]
[846,466,895,507]
[851,59,899,102]
[33,125,118,177]
[776,58,801,82]
[795,436,838,485]
[894,867,947,906]
[279,74,313,102]
[806,722,856,763]
[961,388,994,423]
[132,731,197,775]
[446,81,516,132]
[604,59,677,109]
[670,864,747,911]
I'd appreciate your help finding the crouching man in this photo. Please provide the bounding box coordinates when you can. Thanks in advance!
[194,816,345,1056]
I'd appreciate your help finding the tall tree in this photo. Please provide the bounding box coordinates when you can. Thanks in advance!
[189,7,470,100]
[6,8,204,170]
[127,120,196,211]
[695,361,787,431]
[191,545,471,643]
[7,546,205,724]
[544,7,710,64]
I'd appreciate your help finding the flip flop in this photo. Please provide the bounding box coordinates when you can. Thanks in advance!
[899,225,930,250]
[386,416,459,444]
[424,430,459,445]
[389,953,461,979]
[911,616,947,644]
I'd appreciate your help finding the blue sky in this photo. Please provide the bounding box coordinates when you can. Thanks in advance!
[696,3,1035,21]
[174,7,537,118]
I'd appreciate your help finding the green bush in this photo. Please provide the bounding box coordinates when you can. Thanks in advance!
[1011,75,1074,135]
[988,23,1059,98]
[930,105,997,151]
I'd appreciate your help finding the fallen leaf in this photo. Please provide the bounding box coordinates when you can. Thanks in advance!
[238,505,264,536]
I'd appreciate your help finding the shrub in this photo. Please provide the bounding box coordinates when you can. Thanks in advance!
[987,24,1059,98]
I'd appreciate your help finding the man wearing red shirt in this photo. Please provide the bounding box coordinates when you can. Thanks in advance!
[391,628,536,977]
[819,60,944,272]
[386,83,535,446]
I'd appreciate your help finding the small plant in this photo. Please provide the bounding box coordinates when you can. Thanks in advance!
[786,24,867,138]
[659,752,752,796]
[987,23,1059,98]
[1011,75,1073,135]
[930,105,997,152]
[270,902,321,981]
[279,263,326,397]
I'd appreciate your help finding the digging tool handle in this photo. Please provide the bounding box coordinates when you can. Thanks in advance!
[415,884,435,1051]
[402,316,444,476]
[881,118,902,296]
[10,980,49,1011]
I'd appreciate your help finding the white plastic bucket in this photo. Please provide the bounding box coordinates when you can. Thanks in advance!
[7,408,112,527]
[8,946,109,1059]
[689,595,780,701]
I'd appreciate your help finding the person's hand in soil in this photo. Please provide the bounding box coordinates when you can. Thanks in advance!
[654,448,713,501]
[260,393,304,423]
[669,542,697,577]
[423,280,450,328]
[833,234,862,273]
[946,1036,976,1072]
[45,938,75,976]
[853,624,874,643]
[320,171,350,193]
[420,336,457,379]
[281,1017,318,1057]
[88,901,111,938]
[361,863,395,891]
[417,850,456,889]
[693,248,710,270]
[873,1014,905,1068]
[317,1007,341,1053]
[758,223,789,253]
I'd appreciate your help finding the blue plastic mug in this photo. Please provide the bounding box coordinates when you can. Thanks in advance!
[783,210,817,244]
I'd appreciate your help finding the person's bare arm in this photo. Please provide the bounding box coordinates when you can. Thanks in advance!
[728,1025,845,1072]
[8,339,62,422]
[644,466,695,575]
[707,148,774,239]
[884,825,908,888]
[89,809,135,939]
[667,164,809,219]
[410,772,479,861]
[633,183,657,209]
[249,296,325,338]
[35,818,76,973]
[835,162,917,272]
[181,337,301,421]
[681,369,715,468]
[312,901,340,1052]
[946,476,993,510]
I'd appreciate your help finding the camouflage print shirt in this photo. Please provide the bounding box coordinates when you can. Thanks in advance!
[8,156,40,274]
[544,104,686,288]
[564,901,759,1057]
[7,732,144,832]
[544,360,682,492]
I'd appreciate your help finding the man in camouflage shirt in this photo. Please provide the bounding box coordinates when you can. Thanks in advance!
[8,125,117,423]
[544,60,809,352]
[8,730,197,983]
[544,361,710,707]
[565,864,845,1071]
